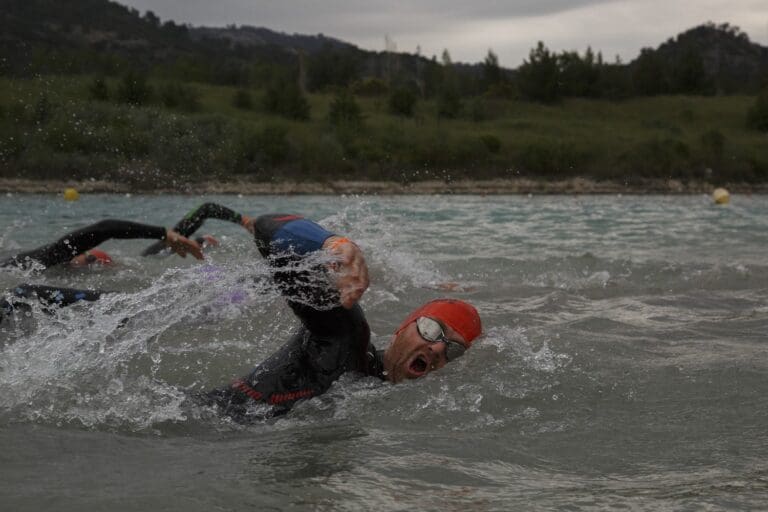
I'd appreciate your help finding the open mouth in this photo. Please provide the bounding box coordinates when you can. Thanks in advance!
[408,354,429,377]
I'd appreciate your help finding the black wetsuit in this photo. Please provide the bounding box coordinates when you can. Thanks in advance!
[1,204,243,328]
[0,284,103,330]
[0,219,168,271]
[203,213,385,421]
[142,203,243,256]
[1,212,387,420]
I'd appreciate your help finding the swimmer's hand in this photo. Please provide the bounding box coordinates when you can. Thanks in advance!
[164,229,204,260]
[431,282,478,292]
[199,234,219,248]
[323,236,369,309]
[241,215,255,235]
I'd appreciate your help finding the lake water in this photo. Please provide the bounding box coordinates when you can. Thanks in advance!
[1,193,767,511]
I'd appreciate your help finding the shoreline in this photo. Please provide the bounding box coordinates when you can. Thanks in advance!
[1,178,767,195]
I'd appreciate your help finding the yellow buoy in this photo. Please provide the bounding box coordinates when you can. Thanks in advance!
[63,188,80,201]
[712,187,730,205]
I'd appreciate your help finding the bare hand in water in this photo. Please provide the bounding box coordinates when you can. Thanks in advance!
[241,215,256,235]
[323,236,369,308]
[165,229,204,260]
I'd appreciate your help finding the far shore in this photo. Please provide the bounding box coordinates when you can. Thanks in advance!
[1,178,767,195]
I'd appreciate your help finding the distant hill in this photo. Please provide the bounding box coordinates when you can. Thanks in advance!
[1,0,766,94]
[191,26,357,54]
[629,23,768,93]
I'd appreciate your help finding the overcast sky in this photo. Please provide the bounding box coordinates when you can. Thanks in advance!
[116,0,768,66]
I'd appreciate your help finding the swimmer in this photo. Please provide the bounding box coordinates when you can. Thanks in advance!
[0,283,104,334]
[201,213,482,421]
[1,212,481,421]
[0,219,203,271]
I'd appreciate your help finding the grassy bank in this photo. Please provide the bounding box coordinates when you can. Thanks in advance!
[1,75,766,187]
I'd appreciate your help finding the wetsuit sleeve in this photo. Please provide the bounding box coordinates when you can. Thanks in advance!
[142,203,243,256]
[3,220,166,270]
[1,284,106,331]
[10,283,103,307]
[254,214,355,336]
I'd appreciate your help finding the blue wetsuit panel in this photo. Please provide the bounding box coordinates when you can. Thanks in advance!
[272,219,334,254]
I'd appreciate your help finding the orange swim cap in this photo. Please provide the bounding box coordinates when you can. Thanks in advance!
[395,298,482,347]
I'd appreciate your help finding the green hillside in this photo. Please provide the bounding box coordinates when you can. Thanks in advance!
[1,75,766,186]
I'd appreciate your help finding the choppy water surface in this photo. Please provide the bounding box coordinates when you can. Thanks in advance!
[1,193,767,511]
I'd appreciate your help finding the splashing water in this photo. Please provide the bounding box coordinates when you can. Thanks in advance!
[1,194,768,510]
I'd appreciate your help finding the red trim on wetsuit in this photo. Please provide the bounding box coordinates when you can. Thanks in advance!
[269,389,313,405]
[273,215,303,222]
[232,379,263,401]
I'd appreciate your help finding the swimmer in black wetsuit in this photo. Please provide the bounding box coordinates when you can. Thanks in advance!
[202,213,483,421]
[0,219,203,271]
[0,204,252,332]
[1,211,482,421]
[0,283,105,336]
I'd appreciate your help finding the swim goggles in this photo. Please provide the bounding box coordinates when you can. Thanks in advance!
[415,316,467,362]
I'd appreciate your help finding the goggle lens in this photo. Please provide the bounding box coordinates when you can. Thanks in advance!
[415,316,466,362]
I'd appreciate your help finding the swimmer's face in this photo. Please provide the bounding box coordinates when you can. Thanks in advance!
[383,319,466,383]
[69,254,94,268]
[68,253,113,268]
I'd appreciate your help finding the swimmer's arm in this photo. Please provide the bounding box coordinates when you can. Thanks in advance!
[254,214,369,309]
[142,203,245,256]
[11,283,104,307]
[26,220,201,267]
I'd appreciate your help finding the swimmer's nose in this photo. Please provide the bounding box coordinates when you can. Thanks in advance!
[427,341,447,359]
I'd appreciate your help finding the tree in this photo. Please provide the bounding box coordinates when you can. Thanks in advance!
[672,46,709,94]
[632,48,669,95]
[328,89,363,127]
[307,46,361,91]
[262,79,310,121]
[558,47,600,97]
[482,49,502,90]
[388,87,418,117]
[437,87,462,118]
[516,42,560,102]
[435,48,462,117]
[747,87,768,131]
[143,10,160,27]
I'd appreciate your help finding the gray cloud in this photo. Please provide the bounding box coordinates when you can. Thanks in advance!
[117,0,768,66]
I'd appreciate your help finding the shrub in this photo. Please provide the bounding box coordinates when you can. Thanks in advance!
[237,124,291,169]
[0,123,24,161]
[232,89,253,110]
[620,137,691,177]
[159,82,200,112]
[32,94,53,124]
[89,77,109,101]
[747,88,768,131]
[116,71,152,106]
[352,77,389,96]
[255,124,290,166]
[479,134,502,153]
[517,140,588,176]
[262,81,310,121]
[437,88,462,119]
[388,88,417,117]
[328,89,363,127]
[700,129,725,160]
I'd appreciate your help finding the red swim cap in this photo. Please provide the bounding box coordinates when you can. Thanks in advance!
[86,249,113,265]
[395,299,482,347]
